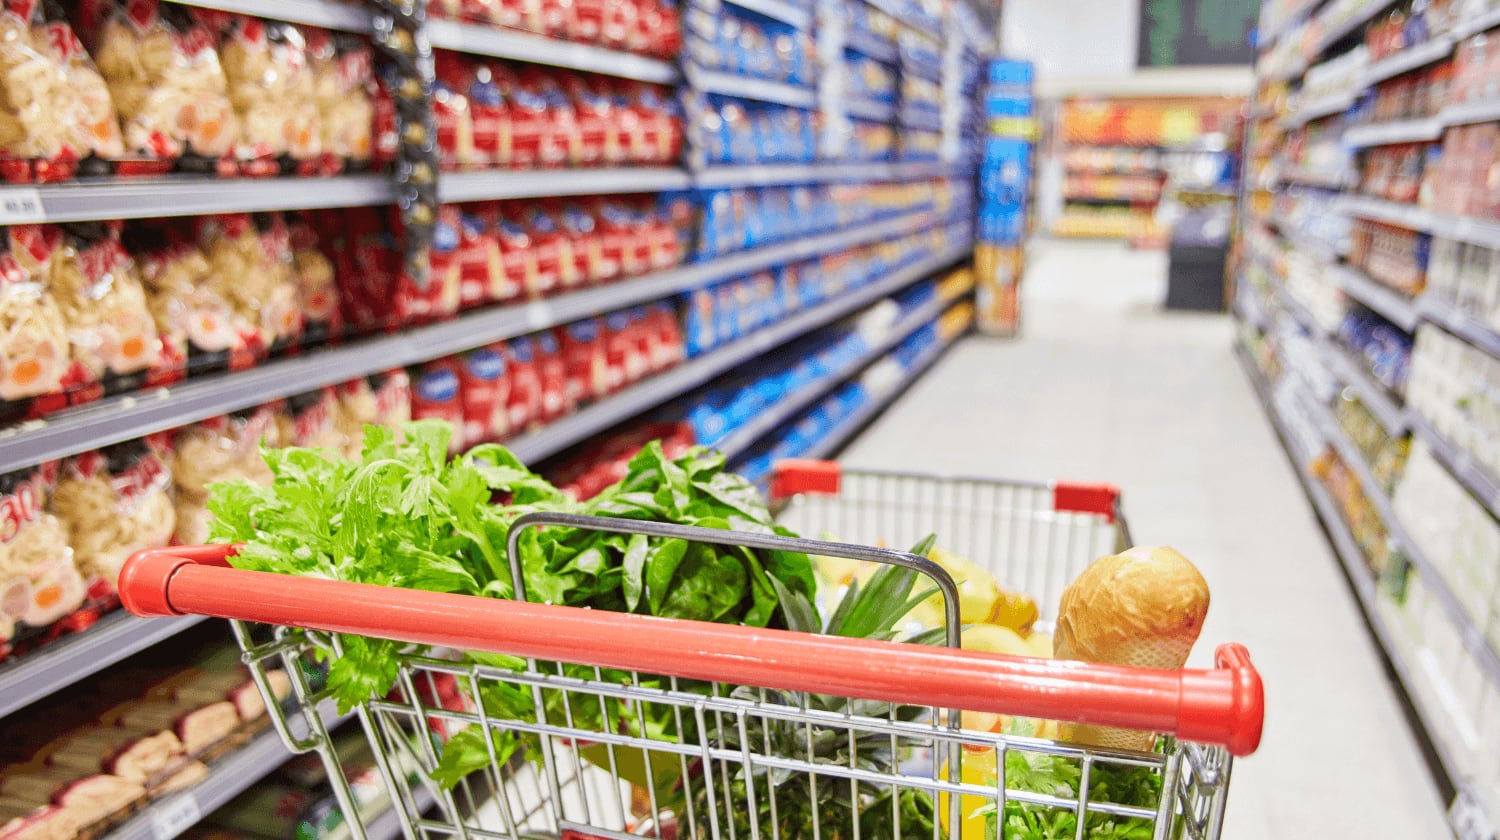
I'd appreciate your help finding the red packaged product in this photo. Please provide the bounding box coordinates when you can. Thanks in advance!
[533,330,571,423]
[432,205,466,310]
[409,357,464,450]
[516,203,569,295]
[647,300,683,371]
[650,194,691,269]
[507,67,572,168]
[557,200,607,286]
[458,343,509,447]
[492,204,541,298]
[0,460,87,658]
[599,0,638,50]
[456,207,495,309]
[432,52,479,169]
[591,198,639,279]
[602,309,641,392]
[564,74,613,166]
[504,335,541,432]
[557,318,607,406]
[469,63,509,169]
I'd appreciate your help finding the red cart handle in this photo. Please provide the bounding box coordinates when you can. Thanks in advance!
[120,545,1264,757]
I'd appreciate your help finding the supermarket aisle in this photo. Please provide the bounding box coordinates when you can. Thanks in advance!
[840,240,1452,839]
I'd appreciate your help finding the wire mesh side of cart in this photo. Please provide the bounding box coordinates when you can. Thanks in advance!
[222,465,1235,840]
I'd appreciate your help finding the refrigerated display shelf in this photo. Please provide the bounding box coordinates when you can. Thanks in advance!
[693,71,820,108]
[424,20,681,84]
[845,29,899,63]
[507,238,971,463]
[1364,36,1456,86]
[0,208,944,476]
[800,329,954,461]
[108,702,352,840]
[1325,263,1420,331]
[1343,116,1446,148]
[725,0,814,28]
[437,168,692,203]
[175,0,372,31]
[0,612,208,720]
[848,98,898,122]
[713,289,952,460]
[0,175,394,224]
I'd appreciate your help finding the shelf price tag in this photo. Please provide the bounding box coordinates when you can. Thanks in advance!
[1450,790,1496,840]
[0,188,43,224]
[150,793,203,840]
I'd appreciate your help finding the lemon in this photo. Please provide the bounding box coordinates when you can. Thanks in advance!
[1025,630,1053,659]
[960,623,1034,659]
[926,547,1040,634]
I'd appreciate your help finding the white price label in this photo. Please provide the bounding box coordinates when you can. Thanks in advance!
[0,188,43,224]
[1450,790,1496,840]
[150,794,202,840]
[525,301,553,331]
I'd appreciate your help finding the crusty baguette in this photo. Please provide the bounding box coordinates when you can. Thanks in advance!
[1053,546,1209,751]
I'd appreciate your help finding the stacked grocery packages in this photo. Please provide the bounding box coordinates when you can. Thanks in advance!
[1239,0,1500,830]
[0,0,990,836]
[974,58,1033,336]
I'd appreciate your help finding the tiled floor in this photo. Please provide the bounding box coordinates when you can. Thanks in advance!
[840,240,1452,838]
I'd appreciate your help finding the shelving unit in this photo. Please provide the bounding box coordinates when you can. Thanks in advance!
[0,1,988,837]
[1238,1,1500,831]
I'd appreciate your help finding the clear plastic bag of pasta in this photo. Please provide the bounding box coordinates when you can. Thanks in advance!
[48,222,162,396]
[0,0,89,181]
[50,440,174,592]
[333,370,410,458]
[0,226,70,417]
[0,460,87,653]
[288,213,340,347]
[306,29,373,173]
[196,213,302,355]
[275,387,348,453]
[168,406,277,545]
[82,0,239,167]
[217,14,320,175]
[127,221,257,381]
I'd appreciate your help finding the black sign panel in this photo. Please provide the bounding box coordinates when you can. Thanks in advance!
[1138,0,1258,67]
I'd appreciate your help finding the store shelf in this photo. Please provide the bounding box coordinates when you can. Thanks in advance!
[1317,409,1500,689]
[0,208,942,475]
[1326,263,1420,331]
[693,71,819,108]
[845,29,899,63]
[437,167,691,203]
[424,20,680,84]
[1342,116,1446,148]
[1322,342,1408,435]
[899,109,944,132]
[109,701,352,840]
[1419,296,1500,359]
[1455,1,1500,37]
[724,0,813,28]
[848,98,898,122]
[1283,90,1357,128]
[508,239,971,463]
[0,176,394,224]
[1314,0,1401,52]
[174,0,373,31]
[1334,194,1437,233]
[1363,36,1456,86]
[1275,165,1353,189]
[0,612,208,720]
[692,160,955,187]
[800,330,953,461]
[862,0,941,37]
[1440,96,1500,128]
[713,291,950,460]
[1406,411,1500,523]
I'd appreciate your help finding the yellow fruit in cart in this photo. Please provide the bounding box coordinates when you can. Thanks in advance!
[960,623,1034,659]
[926,547,1040,634]
[813,552,864,587]
[1025,631,1054,659]
[938,747,1000,840]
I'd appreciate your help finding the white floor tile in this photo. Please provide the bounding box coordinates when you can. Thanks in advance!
[839,239,1453,839]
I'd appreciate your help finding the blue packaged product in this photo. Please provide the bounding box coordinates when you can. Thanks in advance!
[715,282,739,344]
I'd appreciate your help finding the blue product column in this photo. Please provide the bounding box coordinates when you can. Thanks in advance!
[974,59,1035,336]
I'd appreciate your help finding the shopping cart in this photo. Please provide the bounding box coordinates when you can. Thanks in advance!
[118,461,1263,840]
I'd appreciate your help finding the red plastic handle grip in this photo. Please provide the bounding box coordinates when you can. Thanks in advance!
[119,546,1264,757]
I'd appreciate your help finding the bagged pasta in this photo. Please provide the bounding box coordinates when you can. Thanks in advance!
[306,30,373,172]
[216,14,320,175]
[169,407,276,545]
[0,461,86,654]
[80,0,238,166]
[275,387,347,452]
[333,370,410,457]
[0,226,70,417]
[48,222,162,397]
[288,214,339,346]
[432,52,479,170]
[0,0,97,182]
[197,213,301,354]
[127,222,257,381]
[51,440,175,591]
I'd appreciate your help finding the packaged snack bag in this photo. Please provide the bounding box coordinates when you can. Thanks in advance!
[51,439,174,591]
[557,318,606,405]
[49,221,160,396]
[128,222,255,381]
[277,386,346,451]
[168,405,277,544]
[410,357,464,449]
[0,226,70,415]
[196,213,301,353]
[557,200,606,286]
[217,13,320,174]
[492,203,541,298]
[505,336,541,431]
[469,62,509,168]
[432,51,478,170]
[534,330,571,423]
[82,0,238,166]
[307,29,374,172]
[288,213,340,346]
[0,461,86,653]
[458,344,509,448]
[333,369,411,454]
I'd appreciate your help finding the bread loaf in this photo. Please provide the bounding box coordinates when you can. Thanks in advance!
[1053,545,1209,751]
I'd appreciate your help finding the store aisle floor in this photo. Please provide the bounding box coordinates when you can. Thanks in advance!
[840,240,1452,838]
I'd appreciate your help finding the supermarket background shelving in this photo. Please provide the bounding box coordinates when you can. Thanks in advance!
[1236,0,1500,831]
[0,0,992,835]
